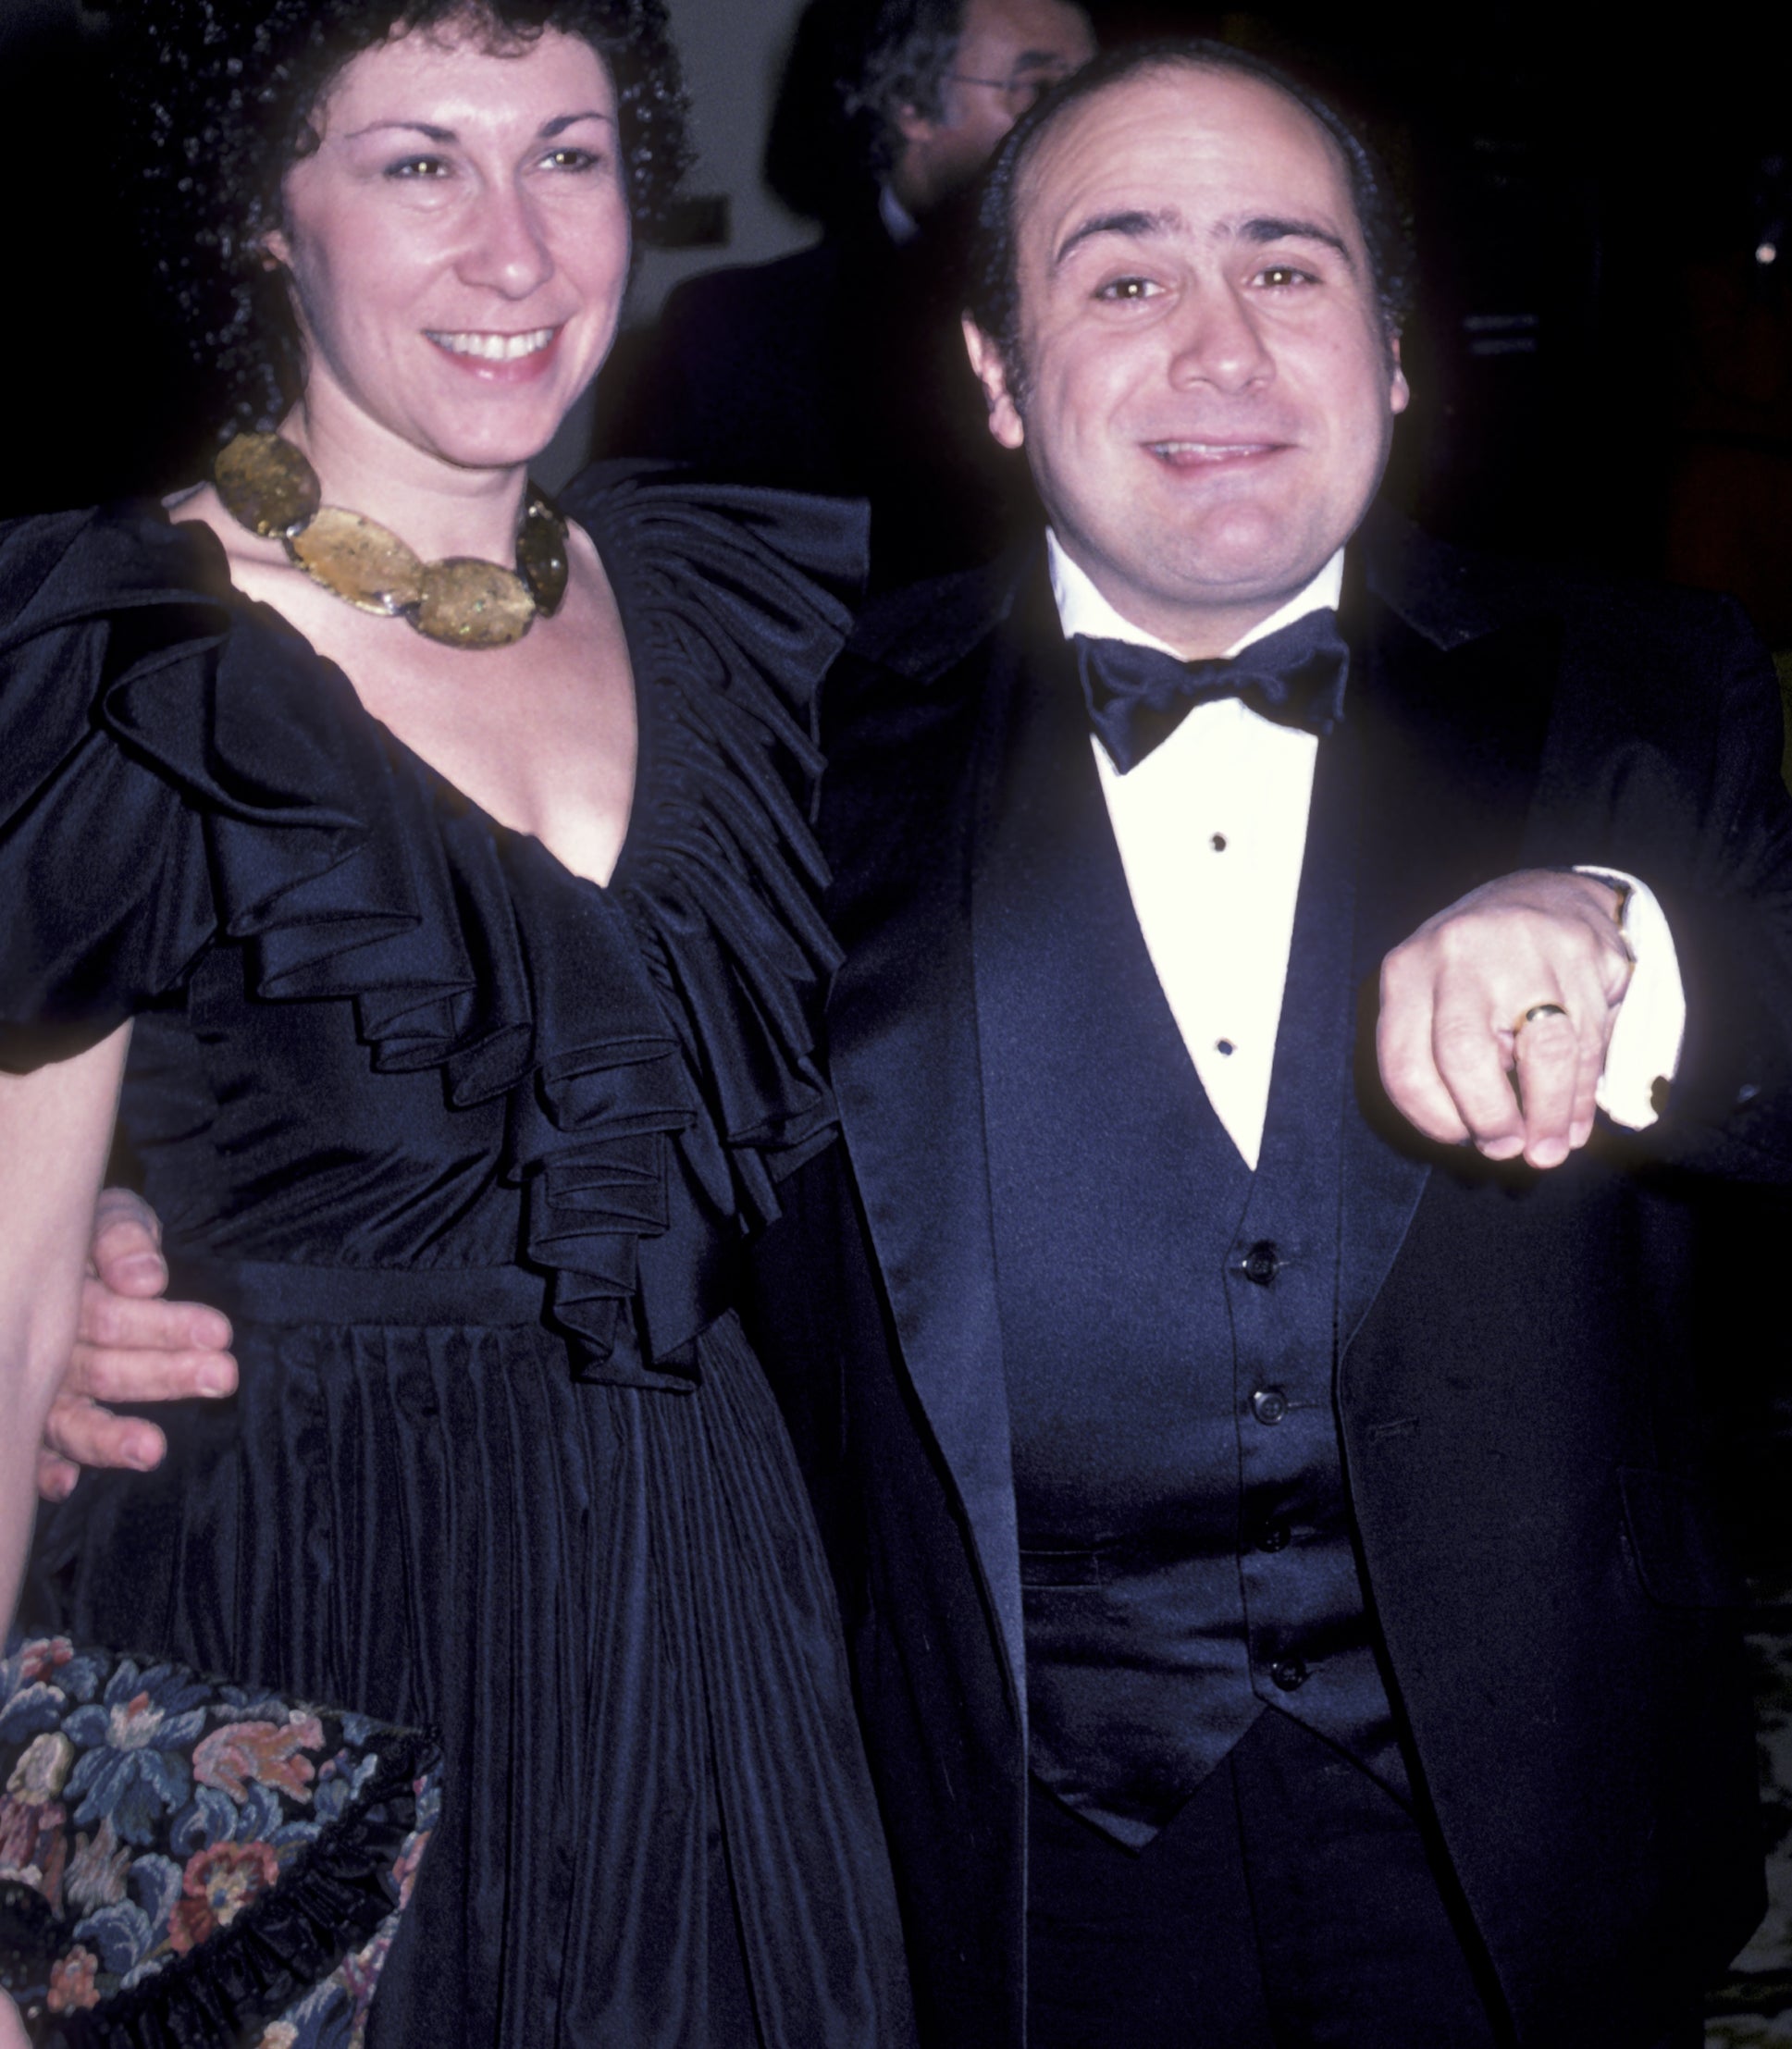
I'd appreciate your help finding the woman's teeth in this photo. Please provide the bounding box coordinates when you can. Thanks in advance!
[428,327,556,361]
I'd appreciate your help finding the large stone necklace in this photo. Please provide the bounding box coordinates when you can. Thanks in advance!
[214,431,570,649]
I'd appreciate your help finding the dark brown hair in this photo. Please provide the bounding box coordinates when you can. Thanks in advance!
[117,0,691,433]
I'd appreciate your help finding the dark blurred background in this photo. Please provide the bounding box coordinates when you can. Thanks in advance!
[6,0,1792,643]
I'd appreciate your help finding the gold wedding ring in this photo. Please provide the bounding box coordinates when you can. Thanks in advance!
[1517,1002,1570,1030]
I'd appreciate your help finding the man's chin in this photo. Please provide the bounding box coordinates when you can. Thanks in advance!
[1148,544,1330,617]
[1125,488,1308,573]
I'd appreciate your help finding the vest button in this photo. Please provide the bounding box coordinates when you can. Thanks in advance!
[1242,1240,1280,1285]
[1251,1387,1289,1426]
[1270,1658,1308,1692]
[1256,1522,1292,1553]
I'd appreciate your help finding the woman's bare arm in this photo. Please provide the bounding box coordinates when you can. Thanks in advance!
[0,1024,130,1623]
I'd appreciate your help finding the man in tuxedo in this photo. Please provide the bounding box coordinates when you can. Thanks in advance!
[740,37,1792,2049]
[599,0,1095,587]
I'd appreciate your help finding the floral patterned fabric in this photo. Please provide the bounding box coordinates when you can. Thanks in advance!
[0,1631,439,2048]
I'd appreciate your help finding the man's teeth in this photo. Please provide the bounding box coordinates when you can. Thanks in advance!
[429,327,556,361]
[1153,441,1269,456]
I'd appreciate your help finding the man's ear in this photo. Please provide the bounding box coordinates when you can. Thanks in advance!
[962,317,1024,450]
[894,101,937,147]
[260,228,292,271]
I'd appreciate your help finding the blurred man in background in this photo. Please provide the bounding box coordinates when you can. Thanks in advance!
[599,0,1094,586]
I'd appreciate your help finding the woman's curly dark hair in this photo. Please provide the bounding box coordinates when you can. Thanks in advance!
[114,0,692,435]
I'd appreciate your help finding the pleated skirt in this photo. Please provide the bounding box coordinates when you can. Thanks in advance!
[34,1304,913,2048]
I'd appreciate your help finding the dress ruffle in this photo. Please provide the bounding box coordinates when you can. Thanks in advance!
[0,473,864,1388]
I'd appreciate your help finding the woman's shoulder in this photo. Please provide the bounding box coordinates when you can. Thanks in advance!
[0,496,375,829]
[0,500,238,851]
[559,459,868,709]
[0,500,232,637]
[0,501,390,1063]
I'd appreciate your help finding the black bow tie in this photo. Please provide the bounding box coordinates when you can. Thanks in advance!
[1074,608,1350,774]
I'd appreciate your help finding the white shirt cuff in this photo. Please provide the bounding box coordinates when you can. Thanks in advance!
[1576,868,1686,1129]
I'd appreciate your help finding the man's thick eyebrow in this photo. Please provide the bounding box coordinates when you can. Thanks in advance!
[1053,208,1180,267]
[1239,216,1355,266]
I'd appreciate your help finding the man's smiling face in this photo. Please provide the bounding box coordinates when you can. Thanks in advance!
[965,61,1408,656]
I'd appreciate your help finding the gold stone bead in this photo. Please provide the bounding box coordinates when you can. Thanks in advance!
[215,431,322,538]
[213,434,566,648]
[288,509,426,615]
[516,495,570,617]
[415,558,537,648]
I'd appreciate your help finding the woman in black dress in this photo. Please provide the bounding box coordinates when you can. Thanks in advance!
[0,1,911,2042]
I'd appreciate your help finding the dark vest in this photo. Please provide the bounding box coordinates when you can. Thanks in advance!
[972,622,1408,1849]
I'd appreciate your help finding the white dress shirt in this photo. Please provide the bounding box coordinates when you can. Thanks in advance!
[1047,535,1685,1170]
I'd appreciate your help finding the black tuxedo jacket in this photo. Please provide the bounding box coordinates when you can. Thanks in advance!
[744,518,1792,2048]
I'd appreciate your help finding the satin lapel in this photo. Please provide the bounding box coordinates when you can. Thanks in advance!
[824,623,1029,1715]
[1337,576,1563,1355]
[1337,646,1432,1359]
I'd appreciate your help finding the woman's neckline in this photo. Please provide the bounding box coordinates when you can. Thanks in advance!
[154,492,648,901]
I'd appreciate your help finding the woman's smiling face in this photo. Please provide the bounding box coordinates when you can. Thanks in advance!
[266,19,629,472]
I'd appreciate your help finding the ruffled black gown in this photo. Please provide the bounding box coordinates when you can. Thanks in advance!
[0,470,914,2047]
